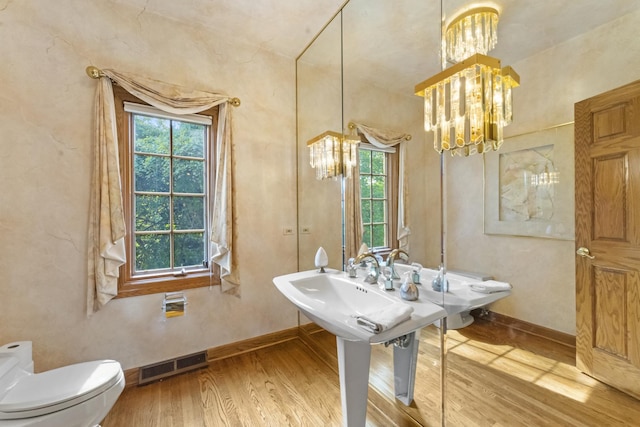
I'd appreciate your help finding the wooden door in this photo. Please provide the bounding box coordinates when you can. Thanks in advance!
[575,79,640,399]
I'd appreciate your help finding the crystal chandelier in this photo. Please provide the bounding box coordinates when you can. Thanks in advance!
[445,7,499,64]
[415,7,519,157]
[307,131,359,180]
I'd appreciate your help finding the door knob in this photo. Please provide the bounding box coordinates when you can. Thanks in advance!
[576,247,595,259]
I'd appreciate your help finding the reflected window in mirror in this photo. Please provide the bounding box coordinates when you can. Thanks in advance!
[359,143,399,257]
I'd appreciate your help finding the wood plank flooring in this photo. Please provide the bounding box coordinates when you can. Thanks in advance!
[102,317,640,426]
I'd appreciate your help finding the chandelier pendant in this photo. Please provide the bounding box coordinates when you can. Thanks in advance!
[308,131,359,180]
[415,7,519,156]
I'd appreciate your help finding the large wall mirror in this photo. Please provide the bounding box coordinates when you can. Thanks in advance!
[342,0,441,267]
[297,0,442,275]
[297,12,343,271]
[297,0,640,336]
[297,0,640,421]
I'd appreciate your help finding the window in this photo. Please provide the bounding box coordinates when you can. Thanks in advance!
[113,86,220,297]
[359,144,399,254]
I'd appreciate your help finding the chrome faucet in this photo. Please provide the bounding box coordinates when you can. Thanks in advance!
[353,252,380,284]
[387,249,409,279]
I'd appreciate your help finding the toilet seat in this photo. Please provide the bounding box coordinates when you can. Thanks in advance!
[0,359,122,420]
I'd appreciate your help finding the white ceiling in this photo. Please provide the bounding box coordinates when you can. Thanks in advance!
[113,0,640,93]
[112,0,640,59]
[111,0,347,58]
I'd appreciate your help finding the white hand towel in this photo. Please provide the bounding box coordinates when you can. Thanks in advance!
[468,280,512,294]
[356,303,413,334]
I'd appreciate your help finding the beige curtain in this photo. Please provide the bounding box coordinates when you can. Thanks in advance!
[87,77,126,316]
[209,102,240,295]
[87,69,238,315]
[351,122,412,252]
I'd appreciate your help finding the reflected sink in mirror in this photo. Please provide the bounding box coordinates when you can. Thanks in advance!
[273,269,446,344]
[393,264,512,317]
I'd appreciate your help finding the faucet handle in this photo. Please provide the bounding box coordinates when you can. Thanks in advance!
[347,258,357,278]
[382,266,392,279]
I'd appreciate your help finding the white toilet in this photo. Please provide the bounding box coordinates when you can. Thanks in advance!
[0,341,124,427]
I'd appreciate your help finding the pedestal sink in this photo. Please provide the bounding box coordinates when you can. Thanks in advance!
[273,269,446,426]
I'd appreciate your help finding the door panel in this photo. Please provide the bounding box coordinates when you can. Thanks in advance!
[593,154,626,241]
[575,80,640,400]
[593,267,626,357]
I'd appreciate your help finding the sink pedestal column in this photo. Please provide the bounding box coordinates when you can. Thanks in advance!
[336,329,421,425]
[336,337,371,426]
[392,329,420,405]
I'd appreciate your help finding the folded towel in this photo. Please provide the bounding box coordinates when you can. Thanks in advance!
[468,280,512,294]
[355,303,413,334]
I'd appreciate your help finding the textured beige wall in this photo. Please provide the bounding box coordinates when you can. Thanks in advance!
[445,9,640,335]
[0,0,299,371]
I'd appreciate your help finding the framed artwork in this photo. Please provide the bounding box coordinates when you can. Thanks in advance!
[484,123,574,240]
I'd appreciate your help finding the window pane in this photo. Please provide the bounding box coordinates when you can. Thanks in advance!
[134,154,170,192]
[372,224,386,247]
[360,175,371,198]
[135,234,170,271]
[372,175,386,198]
[134,116,170,155]
[372,200,386,223]
[359,147,389,250]
[174,233,205,267]
[372,151,385,174]
[361,199,371,223]
[363,225,372,248]
[173,121,205,158]
[173,159,204,194]
[135,195,170,231]
[359,149,371,174]
[174,196,204,230]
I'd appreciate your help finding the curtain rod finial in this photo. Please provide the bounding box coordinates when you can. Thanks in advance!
[229,97,241,107]
[86,66,102,79]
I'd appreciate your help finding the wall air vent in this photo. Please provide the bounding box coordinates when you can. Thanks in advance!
[138,350,208,385]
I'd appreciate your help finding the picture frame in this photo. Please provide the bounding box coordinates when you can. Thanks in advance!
[483,123,575,240]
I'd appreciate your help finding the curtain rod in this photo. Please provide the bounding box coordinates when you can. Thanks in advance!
[85,65,241,107]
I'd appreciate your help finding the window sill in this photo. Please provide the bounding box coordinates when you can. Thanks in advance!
[117,271,220,298]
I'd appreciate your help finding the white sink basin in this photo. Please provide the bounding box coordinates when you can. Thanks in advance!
[273,269,446,344]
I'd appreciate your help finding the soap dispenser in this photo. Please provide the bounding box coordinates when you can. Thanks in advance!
[411,262,423,284]
[400,272,419,301]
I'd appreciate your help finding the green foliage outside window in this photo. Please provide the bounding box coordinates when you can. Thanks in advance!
[132,115,208,273]
[359,149,388,248]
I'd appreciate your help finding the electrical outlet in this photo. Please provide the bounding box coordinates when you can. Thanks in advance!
[283,227,295,235]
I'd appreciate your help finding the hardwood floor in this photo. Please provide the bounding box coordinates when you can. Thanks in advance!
[102,317,640,426]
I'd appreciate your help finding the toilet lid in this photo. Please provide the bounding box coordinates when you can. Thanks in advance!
[0,359,122,419]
